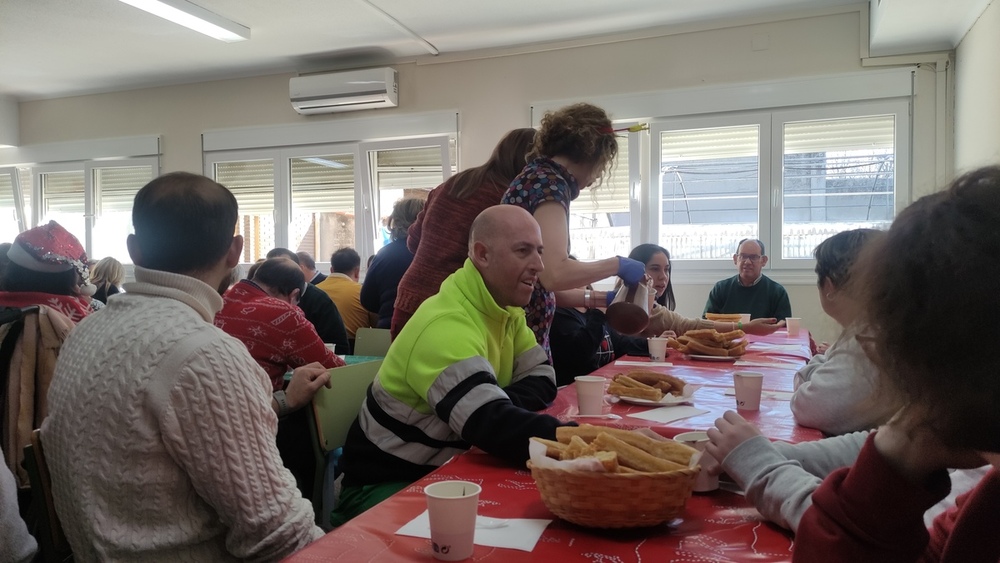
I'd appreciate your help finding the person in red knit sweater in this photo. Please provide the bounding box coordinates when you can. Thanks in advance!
[390,128,536,337]
[216,257,344,390]
[791,166,1000,563]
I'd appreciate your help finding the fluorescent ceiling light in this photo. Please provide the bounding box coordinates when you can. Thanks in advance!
[301,157,349,169]
[118,0,250,42]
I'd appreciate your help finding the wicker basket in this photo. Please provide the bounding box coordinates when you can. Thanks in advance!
[528,461,698,528]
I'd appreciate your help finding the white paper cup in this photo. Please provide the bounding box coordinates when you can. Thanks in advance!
[739,313,751,324]
[574,376,606,416]
[785,317,801,337]
[673,431,719,492]
[324,343,336,354]
[647,337,668,362]
[733,371,765,411]
[424,480,481,561]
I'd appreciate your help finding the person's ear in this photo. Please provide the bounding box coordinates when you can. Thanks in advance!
[225,235,244,268]
[290,287,301,304]
[470,240,490,268]
[760,255,769,267]
[732,254,739,266]
[351,266,361,280]
[126,234,143,266]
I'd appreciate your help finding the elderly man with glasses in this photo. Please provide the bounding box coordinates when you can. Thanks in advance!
[703,238,792,321]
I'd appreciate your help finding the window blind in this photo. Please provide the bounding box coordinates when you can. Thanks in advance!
[215,160,275,214]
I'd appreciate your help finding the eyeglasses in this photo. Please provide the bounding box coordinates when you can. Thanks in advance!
[737,253,762,263]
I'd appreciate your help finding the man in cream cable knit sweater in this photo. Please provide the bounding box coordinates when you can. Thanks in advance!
[41,172,328,562]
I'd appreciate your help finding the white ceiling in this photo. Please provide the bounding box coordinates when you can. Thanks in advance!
[0,0,991,101]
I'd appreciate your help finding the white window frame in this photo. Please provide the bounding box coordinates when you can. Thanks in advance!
[0,166,27,234]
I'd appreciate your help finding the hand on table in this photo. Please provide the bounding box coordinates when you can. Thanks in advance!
[743,318,784,336]
[705,410,762,475]
[285,362,332,411]
[658,330,677,339]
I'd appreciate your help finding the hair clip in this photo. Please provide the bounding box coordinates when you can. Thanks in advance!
[600,123,650,135]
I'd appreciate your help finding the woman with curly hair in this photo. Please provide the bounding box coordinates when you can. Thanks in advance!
[501,103,645,357]
[391,128,536,337]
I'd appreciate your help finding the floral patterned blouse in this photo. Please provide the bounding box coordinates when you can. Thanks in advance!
[500,157,580,359]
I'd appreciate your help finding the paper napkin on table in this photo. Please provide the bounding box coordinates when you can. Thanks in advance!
[747,343,804,352]
[615,360,673,367]
[734,360,800,369]
[723,387,795,401]
[396,511,551,552]
[626,405,710,423]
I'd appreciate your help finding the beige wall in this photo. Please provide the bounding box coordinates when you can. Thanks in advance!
[17,9,881,343]
[955,0,1000,172]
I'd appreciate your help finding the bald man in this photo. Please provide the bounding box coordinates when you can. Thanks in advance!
[333,205,574,525]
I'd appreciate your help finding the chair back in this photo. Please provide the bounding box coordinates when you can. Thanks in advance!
[23,429,73,562]
[352,327,392,357]
[311,360,383,454]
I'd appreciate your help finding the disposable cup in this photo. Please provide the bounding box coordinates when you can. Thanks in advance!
[424,480,481,561]
[785,317,802,337]
[739,313,751,324]
[647,337,669,362]
[673,431,719,492]
[733,371,765,411]
[574,376,606,416]
[324,343,336,354]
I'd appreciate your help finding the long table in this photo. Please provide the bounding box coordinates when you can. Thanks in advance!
[285,330,818,562]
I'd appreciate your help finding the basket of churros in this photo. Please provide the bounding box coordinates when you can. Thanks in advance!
[527,424,699,528]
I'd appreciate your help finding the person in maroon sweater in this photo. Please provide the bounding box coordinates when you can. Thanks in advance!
[390,128,536,337]
[792,166,1000,563]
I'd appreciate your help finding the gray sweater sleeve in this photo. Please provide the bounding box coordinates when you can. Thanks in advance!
[771,431,867,476]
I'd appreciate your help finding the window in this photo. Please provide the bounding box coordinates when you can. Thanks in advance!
[0,167,26,242]
[650,99,908,270]
[207,136,453,265]
[568,132,635,260]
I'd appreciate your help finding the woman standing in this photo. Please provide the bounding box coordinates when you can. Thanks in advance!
[391,128,536,337]
[501,103,645,357]
[362,197,425,328]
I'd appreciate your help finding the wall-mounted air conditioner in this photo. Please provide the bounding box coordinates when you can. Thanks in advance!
[290,67,398,115]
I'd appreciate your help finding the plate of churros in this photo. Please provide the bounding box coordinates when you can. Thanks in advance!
[606,370,699,406]
[668,328,747,359]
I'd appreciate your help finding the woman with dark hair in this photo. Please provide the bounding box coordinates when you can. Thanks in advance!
[788,229,897,435]
[391,128,537,337]
[788,166,1000,561]
[362,197,425,329]
[628,243,783,337]
[501,103,646,357]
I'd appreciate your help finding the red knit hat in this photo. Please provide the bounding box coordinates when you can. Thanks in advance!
[7,221,92,288]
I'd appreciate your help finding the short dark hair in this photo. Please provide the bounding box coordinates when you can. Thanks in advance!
[296,251,316,270]
[628,243,675,310]
[253,257,305,297]
[331,247,361,274]
[266,248,300,265]
[737,238,766,256]
[813,229,882,290]
[132,172,238,274]
[855,165,1000,452]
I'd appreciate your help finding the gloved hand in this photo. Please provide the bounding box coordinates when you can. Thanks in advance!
[616,256,646,285]
[605,290,616,307]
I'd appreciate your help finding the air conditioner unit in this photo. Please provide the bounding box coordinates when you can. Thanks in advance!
[290,67,398,115]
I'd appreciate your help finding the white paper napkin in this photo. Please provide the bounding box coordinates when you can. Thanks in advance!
[747,343,804,352]
[626,405,710,423]
[723,387,795,401]
[734,360,800,369]
[615,360,674,367]
[396,510,552,552]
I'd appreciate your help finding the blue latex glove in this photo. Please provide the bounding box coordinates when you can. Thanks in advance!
[616,256,645,285]
[605,290,616,307]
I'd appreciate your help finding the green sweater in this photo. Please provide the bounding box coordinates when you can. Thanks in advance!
[703,274,792,320]
[340,259,566,487]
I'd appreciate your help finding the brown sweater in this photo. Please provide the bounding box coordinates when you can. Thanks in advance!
[393,177,508,325]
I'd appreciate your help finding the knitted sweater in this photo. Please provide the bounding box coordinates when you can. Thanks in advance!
[215,280,343,390]
[791,325,896,435]
[393,176,509,330]
[1,449,36,563]
[703,274,792,321]
[360,237,414,329]
[40,267,322,562]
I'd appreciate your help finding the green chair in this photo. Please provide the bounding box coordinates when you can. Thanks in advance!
[352,327,392,357]
[23,429,73,562]
[307,359,382,529]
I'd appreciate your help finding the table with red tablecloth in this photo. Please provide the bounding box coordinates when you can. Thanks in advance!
[284,330,819,562]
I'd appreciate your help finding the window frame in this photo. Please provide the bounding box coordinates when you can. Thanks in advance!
[0,166,27,235]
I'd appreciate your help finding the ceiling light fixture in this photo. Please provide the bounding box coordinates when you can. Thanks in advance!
[118,0,250,42]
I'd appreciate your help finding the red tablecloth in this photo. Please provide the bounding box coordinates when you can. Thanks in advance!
[285,451,795,562]
[284,331,817,562]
